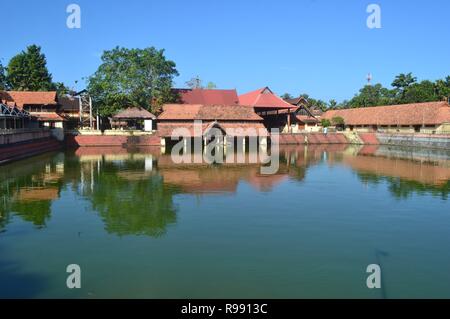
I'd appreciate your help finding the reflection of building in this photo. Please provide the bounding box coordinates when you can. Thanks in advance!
[338,148,450,186]
[16,187,59,201]
[323,101,450,133]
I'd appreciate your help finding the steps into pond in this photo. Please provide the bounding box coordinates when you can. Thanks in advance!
[277,133,349,145]
[358,133,380,145]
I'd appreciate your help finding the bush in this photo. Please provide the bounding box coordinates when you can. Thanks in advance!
[331,116,345,126]
[321,119,331,127]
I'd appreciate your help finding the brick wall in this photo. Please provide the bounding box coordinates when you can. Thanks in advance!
[0,138,62,164]
[66,134,161,147]
[275,133,349,145]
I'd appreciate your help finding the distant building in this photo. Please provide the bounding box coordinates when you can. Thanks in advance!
[322,101,450,133]
[0,91,65,129]
[112,107,156,131]
[239,87,318,133]
[157,103,268,146]
[0,102,32,130]
[285,96,324,118]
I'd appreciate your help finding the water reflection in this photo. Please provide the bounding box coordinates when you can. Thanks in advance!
[0,153,64,229]
[1,144,450,235]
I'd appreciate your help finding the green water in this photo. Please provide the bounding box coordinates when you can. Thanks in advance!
[1,145,450,298]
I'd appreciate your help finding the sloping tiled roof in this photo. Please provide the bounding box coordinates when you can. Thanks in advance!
[158,104,263,121]
[322,101,450,126]
[239,87,296,110]
[285,96,308,106]
[0,91,58,108]
[173,88,239,105]
[32,112,66,122]
[58,95,80,112]
[296,115,319,123]
[113,107,156,119]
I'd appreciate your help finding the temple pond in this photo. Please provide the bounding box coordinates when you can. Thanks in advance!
[1,145,450,298]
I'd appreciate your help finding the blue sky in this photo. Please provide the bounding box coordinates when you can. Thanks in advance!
[2,0,449,102]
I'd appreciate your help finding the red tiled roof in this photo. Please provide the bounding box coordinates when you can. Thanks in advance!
[0,91,58,108]
[239,87,296,110]
[32,112,66,122]
[296,115,319,123]
[173,88,239,105]
[285,96,308,106]
[323,101,450,126]
[158,104,263,121]
[113,107,156,119]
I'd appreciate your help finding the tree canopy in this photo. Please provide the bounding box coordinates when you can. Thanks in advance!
[285,73,450,111]
[87,46,179,116]
[185,76,217,90]
[0,61,7,90]
[6,45,55,91]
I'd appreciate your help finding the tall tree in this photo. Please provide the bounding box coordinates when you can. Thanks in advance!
[185,76,202,89]
[280,93,293,100]
[0,61,7,90]
[435,76,450,100]
[328,99,338,109]
[7,45,54,91]
[348,84,393,107]
[87,46,179,116]
[206,81,217,89]
[392,72,417,101]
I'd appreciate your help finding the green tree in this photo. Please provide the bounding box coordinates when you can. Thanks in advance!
[87,46,179,116]
[185,76,202,89]
[7,45,54,91]
[348,84,393,107]
[321,118,331,127]
[0,60,7,90]
[206,81,217,89]
[328,99,337,109]
[281,93,293,100]
[392,72,417,101]
[331,116,345,127]
[402,80,439,103]
[434,76,450,101]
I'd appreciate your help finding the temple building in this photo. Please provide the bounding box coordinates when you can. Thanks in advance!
[285,96,324,119]
[239,87,319,133]
[157,103,268,146]
[112,107,156,131]
[0,91,65,129]
[0,102,32,130]
[322,101,450,133]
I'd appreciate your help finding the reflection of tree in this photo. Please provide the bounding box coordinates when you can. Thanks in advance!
[0,154,63,230]
[358,172,450,200]
[10,201,51,228]
[87,162,178,238]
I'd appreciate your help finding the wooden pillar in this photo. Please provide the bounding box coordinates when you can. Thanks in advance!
[287,109,291,133]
